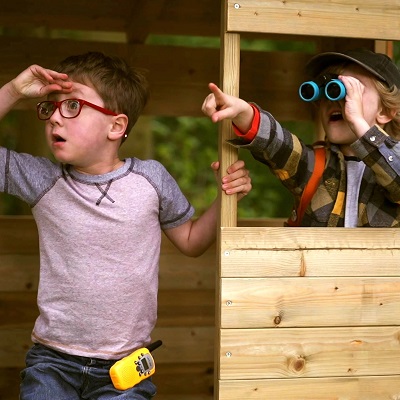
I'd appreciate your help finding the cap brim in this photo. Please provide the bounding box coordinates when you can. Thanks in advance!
[306,52,386,82]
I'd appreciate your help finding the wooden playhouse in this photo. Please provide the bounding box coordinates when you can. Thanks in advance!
[214,2,400,399]
[1,1,400,399]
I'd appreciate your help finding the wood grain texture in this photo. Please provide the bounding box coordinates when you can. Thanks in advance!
[219,376,400,399]
[227,0,400,40]
[219,326,400,379]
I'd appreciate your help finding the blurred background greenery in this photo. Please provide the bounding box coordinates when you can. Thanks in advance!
[1,38,399,218]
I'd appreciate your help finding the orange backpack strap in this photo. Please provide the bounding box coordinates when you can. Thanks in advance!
[287,142,326,227]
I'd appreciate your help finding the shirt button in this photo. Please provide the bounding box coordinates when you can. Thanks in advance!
[370,136,376,142]
[388,155,394,162]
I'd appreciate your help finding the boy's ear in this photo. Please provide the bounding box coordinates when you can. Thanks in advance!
[376,108,394,125]
[108,114,129,141]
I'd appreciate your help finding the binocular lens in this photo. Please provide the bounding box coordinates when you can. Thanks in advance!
[298,78,346,102]
[325,79,346,101]
[299,81,321,102]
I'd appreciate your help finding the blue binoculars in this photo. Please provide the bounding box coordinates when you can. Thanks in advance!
[299,73,346,102]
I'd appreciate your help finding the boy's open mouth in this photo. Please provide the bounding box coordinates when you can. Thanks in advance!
[329,111,343,122]
[53,134,66,143]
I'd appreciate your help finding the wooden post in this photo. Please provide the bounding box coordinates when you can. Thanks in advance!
[215,1,240,399]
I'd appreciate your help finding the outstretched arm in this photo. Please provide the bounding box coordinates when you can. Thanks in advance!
[0,65,73,120]
[202,82,254,132]
[164,159,252,257]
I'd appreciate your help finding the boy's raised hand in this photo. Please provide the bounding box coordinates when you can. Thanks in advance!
[11,65,73,100]
[202,83,254,132]
[338,74,371,138]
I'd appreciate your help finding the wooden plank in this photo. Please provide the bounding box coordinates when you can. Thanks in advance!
[0,216,38,254]
[0,37,220,118]
[219,326,400,379]
[221,249,400,277]
[221,277,400,328]
[0,255,39,291]
[237,218,286,227]
[152,362,214,397]
[0,0,133,32]
[220,227,400,250]
[159,240,216,290]
[125,0,166,44]
[0,328,32,368]
[0,35,325,120]
[0,292,38,328]
[152,327,214,364]
[0,0,221,37]
[156,290,215,327]
[226,0,400,40]
[219,376,400,400]
[0,368,20,400]
[151,0,221,37]
[238,49,311,120]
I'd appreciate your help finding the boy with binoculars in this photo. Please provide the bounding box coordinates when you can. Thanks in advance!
[202,48,400,227]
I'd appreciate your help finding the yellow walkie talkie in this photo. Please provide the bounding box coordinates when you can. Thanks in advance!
[110,340,162,390]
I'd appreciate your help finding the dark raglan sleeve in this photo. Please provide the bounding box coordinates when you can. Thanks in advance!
[0,147,62,206]
[134,159,195,230]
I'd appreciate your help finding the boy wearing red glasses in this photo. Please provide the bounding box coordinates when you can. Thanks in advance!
[0,52,251,399]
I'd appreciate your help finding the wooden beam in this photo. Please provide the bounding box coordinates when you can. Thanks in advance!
[0,0,221,37]
[219,376,400,400]
[221,278,400,327]
[0,0,132,32]
[125,0,167,44]
[219,327,400,379]
[227,0,400,40]
[0,37,319,119]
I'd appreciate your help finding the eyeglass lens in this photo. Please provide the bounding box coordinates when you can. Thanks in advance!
[38,100,82,120]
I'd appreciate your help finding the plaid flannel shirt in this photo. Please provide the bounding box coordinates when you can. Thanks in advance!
[229,105,400,227]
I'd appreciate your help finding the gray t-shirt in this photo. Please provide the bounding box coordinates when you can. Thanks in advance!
[0,148,194,359]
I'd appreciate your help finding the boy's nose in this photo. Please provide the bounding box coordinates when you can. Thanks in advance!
[49,106,63,121]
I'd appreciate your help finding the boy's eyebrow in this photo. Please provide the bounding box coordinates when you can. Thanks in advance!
[48,86,83,100]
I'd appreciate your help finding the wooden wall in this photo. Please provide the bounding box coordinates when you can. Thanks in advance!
[0,216,282,399]
[217,227,400,399]
[3,217,400,399]
[0,216,218,400]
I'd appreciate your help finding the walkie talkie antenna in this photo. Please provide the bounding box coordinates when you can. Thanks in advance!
[147,340,162,352]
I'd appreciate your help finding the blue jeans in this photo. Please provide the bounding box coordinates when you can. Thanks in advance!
[20,344,157,400]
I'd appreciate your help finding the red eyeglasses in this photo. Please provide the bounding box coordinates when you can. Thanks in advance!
[36,99,117,120]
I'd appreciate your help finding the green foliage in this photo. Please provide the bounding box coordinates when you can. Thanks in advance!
[147,34,220,49]
[152,117,219,215]
[151,116,316,219]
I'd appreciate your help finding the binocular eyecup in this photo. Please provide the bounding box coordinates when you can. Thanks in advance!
[299,74,346,102]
